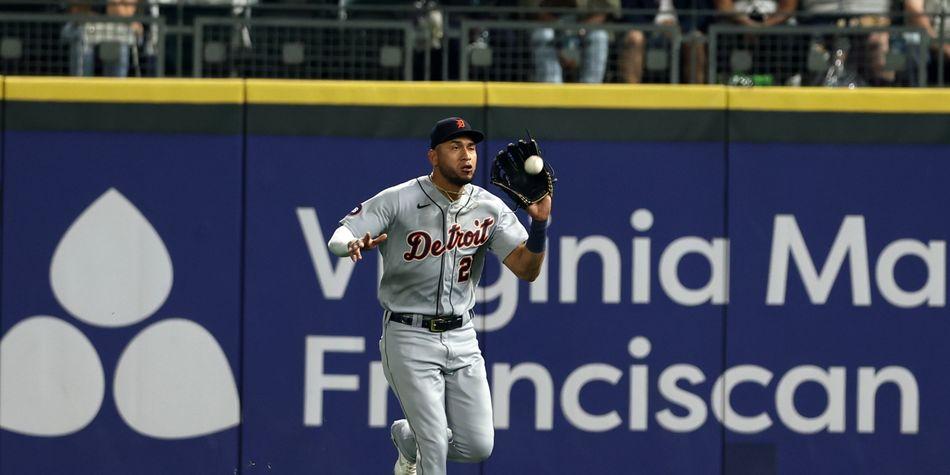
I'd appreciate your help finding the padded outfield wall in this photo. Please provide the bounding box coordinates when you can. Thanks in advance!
[0,78,949,474]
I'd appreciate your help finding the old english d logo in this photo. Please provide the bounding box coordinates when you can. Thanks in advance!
[456,119,465,129]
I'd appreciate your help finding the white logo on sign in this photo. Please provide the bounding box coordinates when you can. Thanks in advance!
[0,188,240,439]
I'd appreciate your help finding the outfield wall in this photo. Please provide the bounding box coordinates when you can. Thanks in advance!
[1,78,949,474]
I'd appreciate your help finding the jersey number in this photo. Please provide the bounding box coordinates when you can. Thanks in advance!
[458,256,473,282]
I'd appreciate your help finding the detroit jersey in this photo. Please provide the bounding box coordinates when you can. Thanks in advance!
[340,175,528,316]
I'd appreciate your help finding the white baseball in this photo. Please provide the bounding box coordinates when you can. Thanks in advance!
[524,155,544,175]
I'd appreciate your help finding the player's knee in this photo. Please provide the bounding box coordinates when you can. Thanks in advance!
[466,434,494,462]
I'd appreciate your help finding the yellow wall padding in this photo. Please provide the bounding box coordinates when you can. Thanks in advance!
[5,77,244,104]
[245,80,485,107]
[4,77,950,114]
[486,83,727,110]
[728,87,950,114]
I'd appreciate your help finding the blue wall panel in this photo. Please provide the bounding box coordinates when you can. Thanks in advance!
[726,143,950,474]
[0,105,947,474]
[0,131,243,474]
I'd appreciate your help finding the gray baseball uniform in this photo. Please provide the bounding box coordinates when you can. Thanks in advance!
[339,174,528,475]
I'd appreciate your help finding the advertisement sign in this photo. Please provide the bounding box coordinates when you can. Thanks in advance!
[2,99,947,474]
[1,131,243,474]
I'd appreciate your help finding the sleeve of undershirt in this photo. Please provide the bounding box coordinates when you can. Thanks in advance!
[327,225,356,257]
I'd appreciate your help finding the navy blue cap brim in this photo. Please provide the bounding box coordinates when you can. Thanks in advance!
[431,129,485,148]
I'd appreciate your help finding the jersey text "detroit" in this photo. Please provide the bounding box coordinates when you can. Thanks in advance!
[340,175,527,316]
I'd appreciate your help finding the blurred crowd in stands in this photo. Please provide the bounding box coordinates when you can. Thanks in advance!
[3,0,948,86]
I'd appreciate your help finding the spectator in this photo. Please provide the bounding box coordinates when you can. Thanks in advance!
[62,2,94,76]
[620,0,713,83]
[619,0,677,83]
[797,0,896,85]
[711,0,796,83]
[62,0,142,77]
[523,0,622,83]
[715,0,794,26]
[106,0,143,76]
[904,0,950,84]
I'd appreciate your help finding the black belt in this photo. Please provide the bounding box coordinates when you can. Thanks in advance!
[389,312,466,332]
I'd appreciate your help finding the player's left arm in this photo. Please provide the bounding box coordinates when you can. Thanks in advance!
[503,195,552,282]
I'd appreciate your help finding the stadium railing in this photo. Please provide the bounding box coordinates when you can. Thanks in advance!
[0,2,945,87]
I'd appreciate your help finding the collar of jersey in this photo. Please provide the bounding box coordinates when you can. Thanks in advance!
[421,175,472,209]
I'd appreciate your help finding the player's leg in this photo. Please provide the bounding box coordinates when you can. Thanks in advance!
[381,322,451,475]
[443,322,494,463]
[390,419,417,471]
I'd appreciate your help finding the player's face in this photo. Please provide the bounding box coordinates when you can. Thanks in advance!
[431,137,478,187]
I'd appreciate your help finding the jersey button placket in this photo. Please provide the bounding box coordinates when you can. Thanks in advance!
[442,219,455,316]
[442,273,454,315]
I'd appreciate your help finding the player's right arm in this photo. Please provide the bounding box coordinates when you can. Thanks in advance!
[328,226,388,262]
[328,225,356,257]
[331,187,398,262]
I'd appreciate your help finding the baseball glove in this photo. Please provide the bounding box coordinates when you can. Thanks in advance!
[490,138,556,209]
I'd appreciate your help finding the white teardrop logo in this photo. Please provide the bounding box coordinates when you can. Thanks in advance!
[113,318,240,439]
[0,316,105,436]
[50,188,173,327]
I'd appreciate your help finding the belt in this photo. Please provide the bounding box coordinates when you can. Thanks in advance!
[388,312,467,332]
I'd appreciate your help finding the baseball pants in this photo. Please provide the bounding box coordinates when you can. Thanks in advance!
[380,312,494,475]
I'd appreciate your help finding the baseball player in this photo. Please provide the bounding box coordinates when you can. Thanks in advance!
[327,117,553,475]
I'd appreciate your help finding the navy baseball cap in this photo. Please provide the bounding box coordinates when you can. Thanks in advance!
[429,117,485,149]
